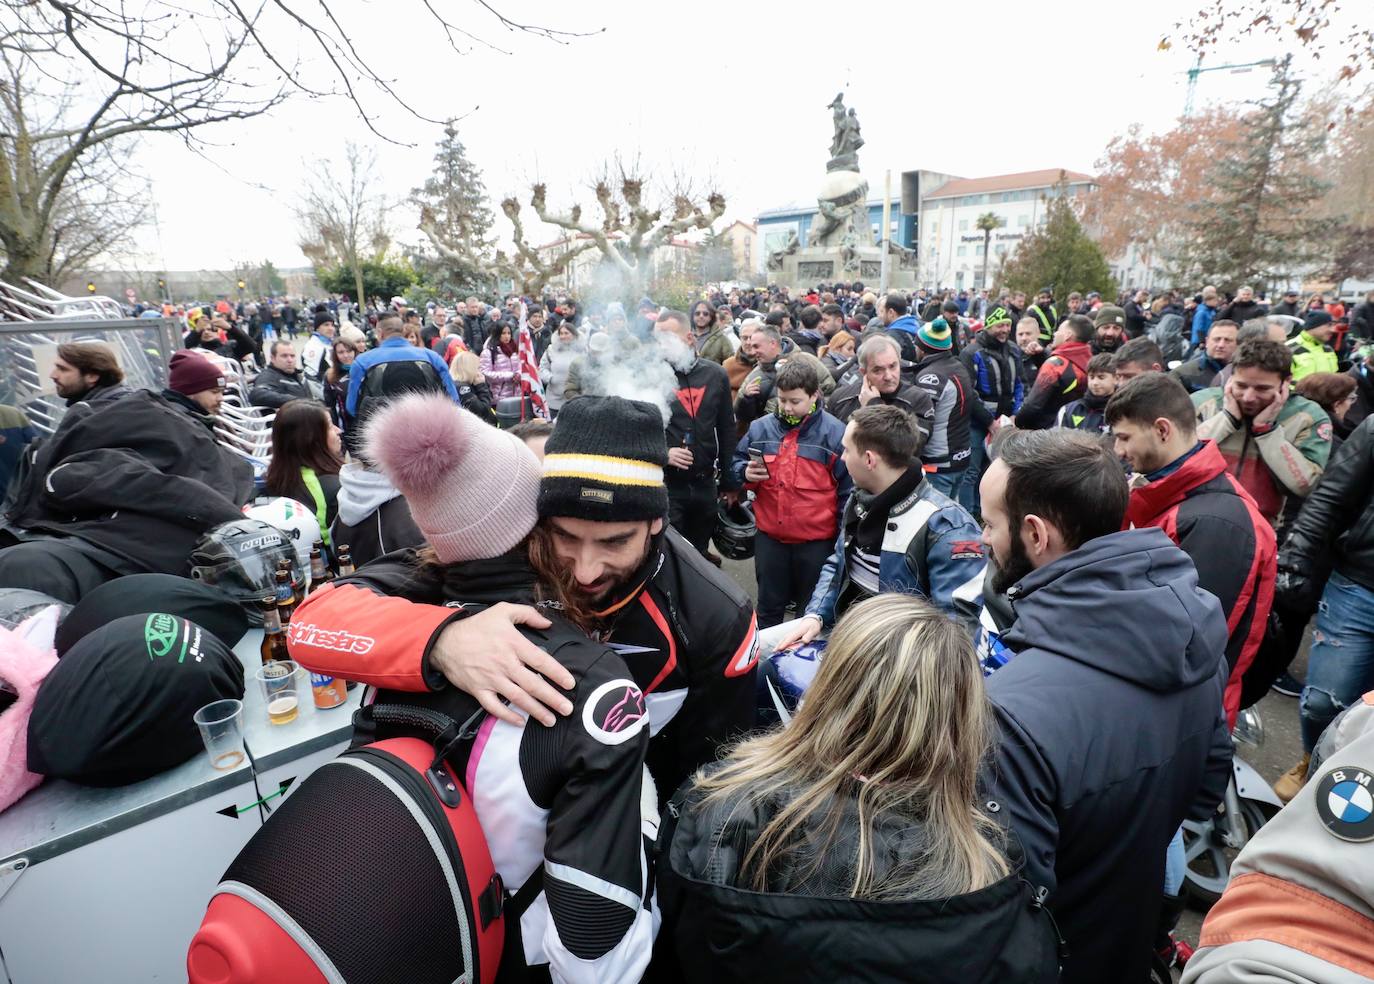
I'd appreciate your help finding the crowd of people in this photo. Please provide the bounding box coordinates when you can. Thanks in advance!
[2,275,1374,984]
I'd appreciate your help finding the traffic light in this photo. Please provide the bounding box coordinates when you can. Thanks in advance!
[157,278,165,290]
[86,282,96,294]
[237,279,246,291]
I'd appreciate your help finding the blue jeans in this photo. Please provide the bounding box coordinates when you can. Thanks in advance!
[926,469,962,499]
[959,421,989,515]
[1300,572,1374,751]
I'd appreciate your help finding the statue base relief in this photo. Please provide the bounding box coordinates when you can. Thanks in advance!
[779,244,916,292]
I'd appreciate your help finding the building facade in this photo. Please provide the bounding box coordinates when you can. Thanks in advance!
[756,167,1108,291]
[719,220,759,278]
[918,169,1097,290]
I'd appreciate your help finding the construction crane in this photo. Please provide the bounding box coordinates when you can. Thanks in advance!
[1183,56,1278,116]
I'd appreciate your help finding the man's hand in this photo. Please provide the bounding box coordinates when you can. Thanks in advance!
[772,614,822,652]
[858,376,880,406]
[744,460,769,483]
[720,489,741,507]
[1222,377,1244,423]
[743,376,762,397]
[429,604,574,727]
[1251,380,1289,431]
[666,446,694,469]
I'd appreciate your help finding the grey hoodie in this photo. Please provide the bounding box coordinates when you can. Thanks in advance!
[330,462,424,567]
[984,527,1232,984]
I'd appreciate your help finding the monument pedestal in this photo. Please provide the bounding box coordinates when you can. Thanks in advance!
[779,245,916,292]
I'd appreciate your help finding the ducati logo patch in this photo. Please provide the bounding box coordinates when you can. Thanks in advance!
[582,679,647,746]
[1315,764,1374,842]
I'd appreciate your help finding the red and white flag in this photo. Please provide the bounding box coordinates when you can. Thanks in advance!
[517,301,549,420]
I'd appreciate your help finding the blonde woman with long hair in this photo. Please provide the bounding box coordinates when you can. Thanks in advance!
[657,593,1059,983]
[448,348,496,424]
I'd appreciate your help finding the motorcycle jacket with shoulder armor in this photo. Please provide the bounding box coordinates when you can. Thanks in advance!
[289,550,657,984]
[288,529,760,802]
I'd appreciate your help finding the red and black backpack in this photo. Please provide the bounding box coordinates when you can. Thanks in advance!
[187,703,523,984]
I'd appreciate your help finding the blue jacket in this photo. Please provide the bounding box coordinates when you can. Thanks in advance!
[983,528,1232,984]
[1190,304,1217,346]
[807,473,985,623]
[345,337,459,416]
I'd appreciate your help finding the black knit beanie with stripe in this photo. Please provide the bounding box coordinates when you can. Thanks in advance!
[539,396,669,522]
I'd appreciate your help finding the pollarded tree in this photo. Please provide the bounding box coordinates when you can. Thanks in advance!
[1000,181,1116,300]
[531,163,726,304]
[1173,57,1330,292]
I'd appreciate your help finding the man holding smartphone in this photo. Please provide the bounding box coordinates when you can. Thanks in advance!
[733,360,851,627]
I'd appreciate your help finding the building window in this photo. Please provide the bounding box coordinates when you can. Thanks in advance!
[975,245,985,257]
[1018,215,1029,227]
[957,245,967,257]
[959,219,968,231]
[995,244,1006,255]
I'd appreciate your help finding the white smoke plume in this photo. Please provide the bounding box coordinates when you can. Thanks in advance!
[573,324,694,425]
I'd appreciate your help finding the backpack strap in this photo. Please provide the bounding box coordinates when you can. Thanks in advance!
[507,867,546,920]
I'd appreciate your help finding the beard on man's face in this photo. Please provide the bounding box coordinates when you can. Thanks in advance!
[989,528,1035,595]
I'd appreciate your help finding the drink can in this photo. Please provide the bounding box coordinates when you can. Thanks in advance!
[310,672,348,709]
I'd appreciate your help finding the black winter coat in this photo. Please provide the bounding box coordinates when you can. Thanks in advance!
[248,364,312,409]
[5,390,252,575]
[984,529,1232,984]
[1281,413,1374,598]
[658,774,1060,984]
[666,358,738,488]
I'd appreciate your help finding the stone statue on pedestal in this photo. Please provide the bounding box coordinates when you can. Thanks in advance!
[812,93,871,249]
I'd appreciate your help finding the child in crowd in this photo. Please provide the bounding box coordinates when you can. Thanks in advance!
[1056,353,1116,433]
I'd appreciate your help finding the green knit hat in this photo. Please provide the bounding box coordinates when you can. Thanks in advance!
[984,305,1013,328]
[917,318,953,351]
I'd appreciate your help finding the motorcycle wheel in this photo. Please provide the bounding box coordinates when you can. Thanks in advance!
[1181,797,1279,908]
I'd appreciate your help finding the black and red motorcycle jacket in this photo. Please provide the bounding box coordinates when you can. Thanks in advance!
[288,529,760,799]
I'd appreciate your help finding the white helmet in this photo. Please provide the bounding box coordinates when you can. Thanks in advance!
[243,497,318,571]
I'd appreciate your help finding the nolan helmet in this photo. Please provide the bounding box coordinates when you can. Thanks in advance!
[713,499,756,561]
[189,519,302,622]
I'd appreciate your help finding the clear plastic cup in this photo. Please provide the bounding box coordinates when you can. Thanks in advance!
[194,699,245,771]
[257,662,301,726]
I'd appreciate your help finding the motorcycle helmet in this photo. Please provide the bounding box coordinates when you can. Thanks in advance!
[189,519,302,623]
[712,499,756,560]
[0,589,70,631]
[243,496,318,571]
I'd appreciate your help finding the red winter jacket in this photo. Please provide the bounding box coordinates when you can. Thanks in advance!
[1014,339,1092,430]
[1125,440,1276,726]
[732,408,852,544]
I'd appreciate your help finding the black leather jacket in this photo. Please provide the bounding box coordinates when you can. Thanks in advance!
[658,771,1060,984]
[1281,413,1374,597]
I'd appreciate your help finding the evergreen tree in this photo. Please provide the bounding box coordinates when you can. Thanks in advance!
[410,123,495,294]
[1173,56,1330,292]
[1000,182,1116,299]
[698,229,737,284]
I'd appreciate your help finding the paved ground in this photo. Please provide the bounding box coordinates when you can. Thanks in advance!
[716,553,1308,957]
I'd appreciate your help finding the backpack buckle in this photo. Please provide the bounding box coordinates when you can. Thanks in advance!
[478,873,504,928]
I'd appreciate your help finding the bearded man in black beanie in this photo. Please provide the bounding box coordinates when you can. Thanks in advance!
[291,395,759,799]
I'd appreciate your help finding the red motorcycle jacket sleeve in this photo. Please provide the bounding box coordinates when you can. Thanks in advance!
[287,582,458,691]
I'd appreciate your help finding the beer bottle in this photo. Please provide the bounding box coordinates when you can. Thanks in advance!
[274,569,296,625]
[308,542,328,592]
[336,545,355,578]
[260,595,290,664]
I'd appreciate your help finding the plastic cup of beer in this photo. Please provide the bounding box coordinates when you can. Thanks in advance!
[257,661,301,726]
[194,699,246,771]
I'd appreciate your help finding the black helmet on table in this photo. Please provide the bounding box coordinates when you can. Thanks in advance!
[712,499,756,561]
[189,519,302,623]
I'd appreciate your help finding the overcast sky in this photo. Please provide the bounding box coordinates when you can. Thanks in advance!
[121,0,1351,272]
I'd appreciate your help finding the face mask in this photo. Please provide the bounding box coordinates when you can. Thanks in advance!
[776,401,815,426]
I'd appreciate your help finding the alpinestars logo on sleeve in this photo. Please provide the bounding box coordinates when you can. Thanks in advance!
[582,679,647,746]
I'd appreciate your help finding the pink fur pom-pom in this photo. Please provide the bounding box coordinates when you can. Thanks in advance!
[363,392,472,496]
